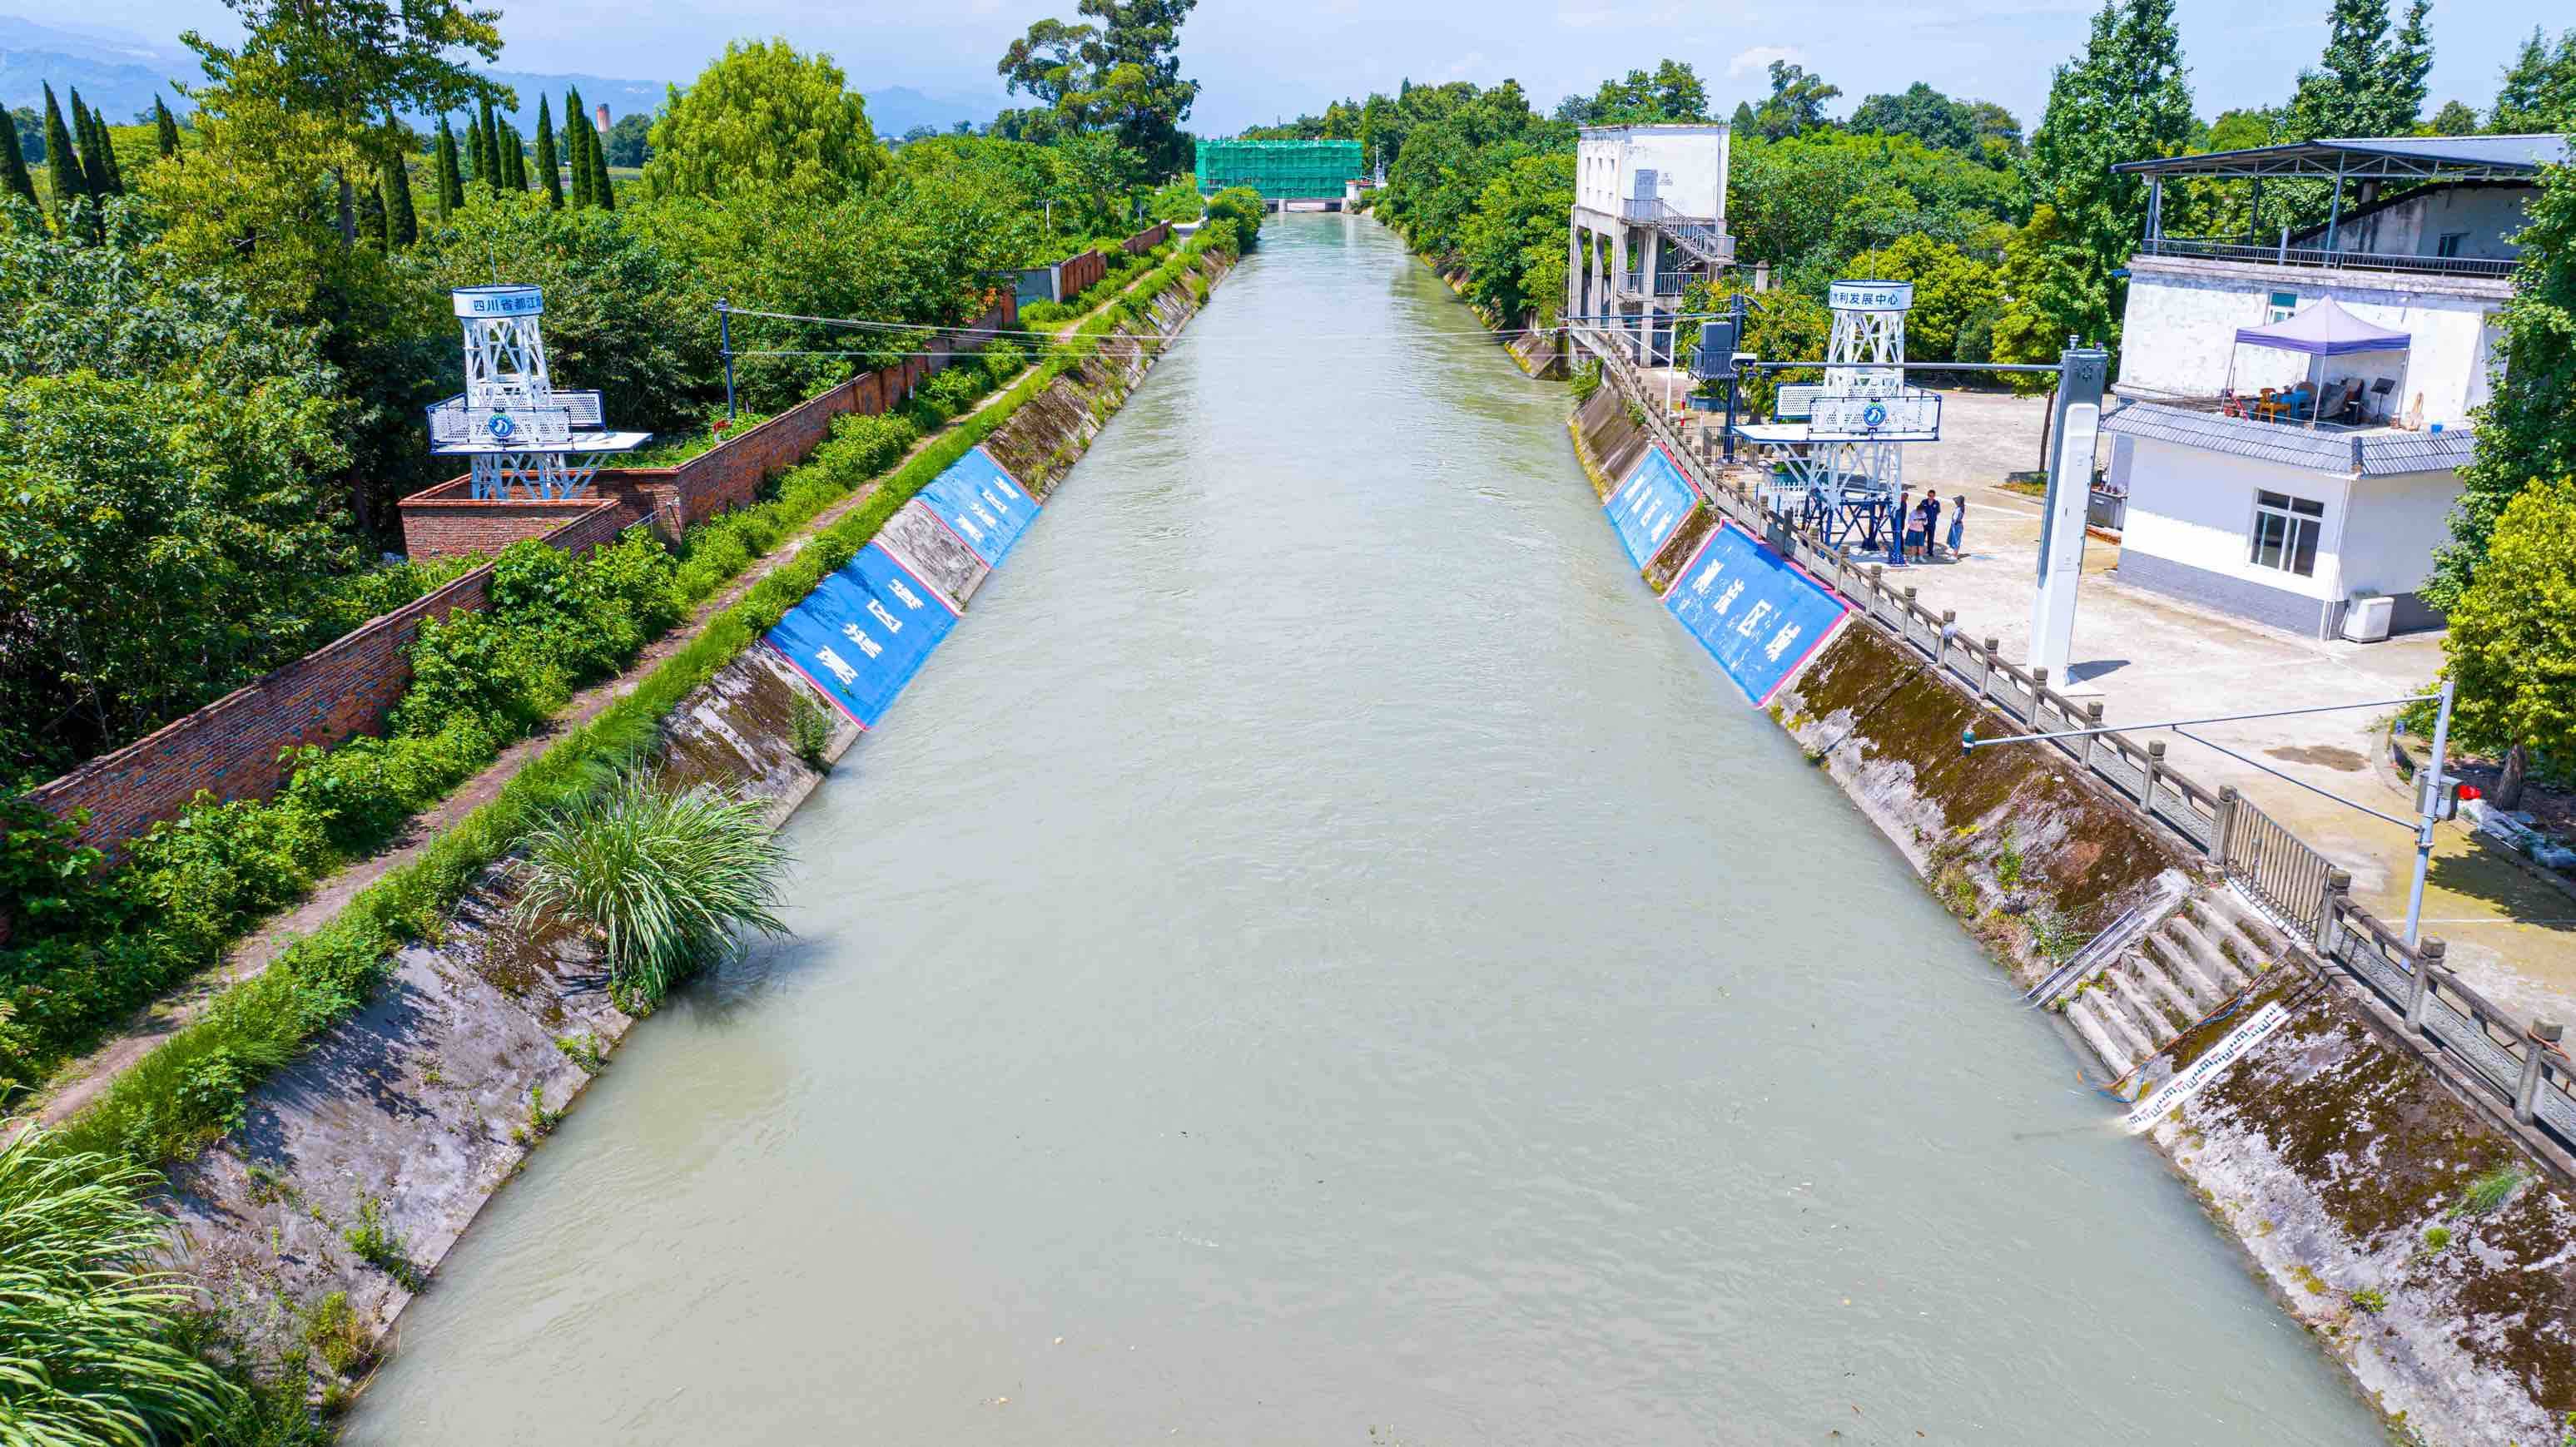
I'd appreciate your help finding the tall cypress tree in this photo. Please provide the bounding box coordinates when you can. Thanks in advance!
[435,116,464,217]
[588,115,614,211]
[0,119,35,210]
[154,96,181,161]
[40,84,81,231]
[476,95,500,189]
[84,104,124,196]
[565,87,593,206]
[535,97,563,208]
[382,146,418,245]
[2287,0,2429,140]
[66,91,99,196]
[502,121,528,190]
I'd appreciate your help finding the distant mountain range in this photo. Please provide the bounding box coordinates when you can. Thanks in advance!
[0,13,1000,136]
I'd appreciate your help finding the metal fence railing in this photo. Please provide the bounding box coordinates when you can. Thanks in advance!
[2142,234,2516,280]
[1584,347,2576,1165]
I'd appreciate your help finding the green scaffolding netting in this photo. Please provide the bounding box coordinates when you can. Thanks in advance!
[1194,140,1364,199]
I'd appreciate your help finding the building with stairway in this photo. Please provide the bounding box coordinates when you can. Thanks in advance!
[1566,124,1735,367]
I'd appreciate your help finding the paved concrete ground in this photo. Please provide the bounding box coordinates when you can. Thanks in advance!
[1798,389,2576,1025]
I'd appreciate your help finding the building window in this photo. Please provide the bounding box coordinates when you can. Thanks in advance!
[2248,490,2324,577]
[2266,291,2299,323]
[2435,231,2468,258]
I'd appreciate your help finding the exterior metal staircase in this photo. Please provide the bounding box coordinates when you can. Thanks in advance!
[1621,196,1737,269]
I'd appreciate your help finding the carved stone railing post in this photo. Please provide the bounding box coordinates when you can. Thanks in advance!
[2514,1019,2563,1124]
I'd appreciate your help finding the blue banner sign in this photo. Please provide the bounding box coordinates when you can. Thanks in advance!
[1604,444,1695,567]
[1663,521,1851,706]
[764,542,960,727]
[921,446,1040,566]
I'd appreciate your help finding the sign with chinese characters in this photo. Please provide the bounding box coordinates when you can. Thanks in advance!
[1826,280,1914,311]
[1807,392,1942,441]
[764,542,960,727]
[921,446,1040,566]
[1604,444,1696,568]
[449,285,545,319]
[1663,521,1851,706]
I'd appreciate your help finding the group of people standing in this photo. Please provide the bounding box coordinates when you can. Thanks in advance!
[1892,488,1966,564]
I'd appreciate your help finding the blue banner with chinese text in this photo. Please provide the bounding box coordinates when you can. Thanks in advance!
[764,542,960,727]
[1663,521,1850,706]
[921,446,1040,566]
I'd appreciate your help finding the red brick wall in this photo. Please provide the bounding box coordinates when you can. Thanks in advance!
[1123,222,1171,255]
[1058,250,1107,300]
[30,503,624,852]
[52,296,1025,848]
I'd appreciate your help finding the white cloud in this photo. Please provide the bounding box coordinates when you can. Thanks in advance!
[1441,50,1488,81]
[1727,44,1805,78]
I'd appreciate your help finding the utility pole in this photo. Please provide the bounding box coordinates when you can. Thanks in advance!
[717,299,737,422]
[2028,341,2110,679]
[2405,680,2456,947]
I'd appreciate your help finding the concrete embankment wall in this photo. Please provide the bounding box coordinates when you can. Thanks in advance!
[163,254,1234,1402]
[1567,388,2576,1443]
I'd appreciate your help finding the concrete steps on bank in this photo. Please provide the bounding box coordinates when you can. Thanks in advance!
[2042,880,2286,1083]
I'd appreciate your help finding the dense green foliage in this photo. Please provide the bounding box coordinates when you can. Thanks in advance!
[0,530,677,1106]
[2430,160,2576,608]
[2438,478,2576,807]
[2491,27,2576,133]
[514,771,789,1012]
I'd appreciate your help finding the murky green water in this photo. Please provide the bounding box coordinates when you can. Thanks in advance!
[347,216,2375,1445]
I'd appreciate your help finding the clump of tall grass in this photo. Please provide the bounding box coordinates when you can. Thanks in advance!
[2451,1162,2529,1219]
[0,1131,242,1439]
[513,771,790,1012]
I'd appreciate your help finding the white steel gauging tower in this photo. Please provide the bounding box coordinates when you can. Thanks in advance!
[424,285,651,499]
[1733,280,1943,549]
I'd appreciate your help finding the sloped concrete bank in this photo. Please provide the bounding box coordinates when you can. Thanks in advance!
[1569,394,2574,1443]
[162,255,1233,1410]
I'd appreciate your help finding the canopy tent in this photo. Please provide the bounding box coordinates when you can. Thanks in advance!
[2232,297,2412,355]
[2225,298,2411,427]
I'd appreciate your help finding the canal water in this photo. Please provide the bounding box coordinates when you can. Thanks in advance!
[347,217,2375,1444]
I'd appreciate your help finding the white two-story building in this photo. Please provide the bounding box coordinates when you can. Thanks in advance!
[1566,124,1735,367]
[2100,134,2565,640]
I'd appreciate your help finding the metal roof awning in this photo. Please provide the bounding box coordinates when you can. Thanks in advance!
[2103,401,2475,475]
[2112,133,2569,181]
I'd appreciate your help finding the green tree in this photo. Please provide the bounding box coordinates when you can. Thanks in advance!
[434,113,464,216]
[380,144,417,245]
[995,0,1201,176]
[38,85,79,233]
[586,108,615,208]
[2425,98,2479,134]
[603,111,653,167]
[534,94,563,206]
[1850,82,1974,151]
[0,120,32,209]
[2489,27,2576,133]
[184,0,505,245]
[1845,232,2003,362]
[2438,478,2576,808]
[1458,150,1576,321]
[1587,60,1709,122]
[2285,0,2432,141]
[566,86,594,206]
[643,40,884,206]
[500,118,527,190]
[2429,160,2576,610]
[1750,60,1841,141]
[154,95,181,161]
[474,92,499,185]
[2003,0,2194,357]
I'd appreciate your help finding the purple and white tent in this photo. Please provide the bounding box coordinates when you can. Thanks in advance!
[2232,296,2411,356]
[2226,298,2411,426]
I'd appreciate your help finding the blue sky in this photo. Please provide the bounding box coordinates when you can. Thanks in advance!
[22,0,2553,137]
